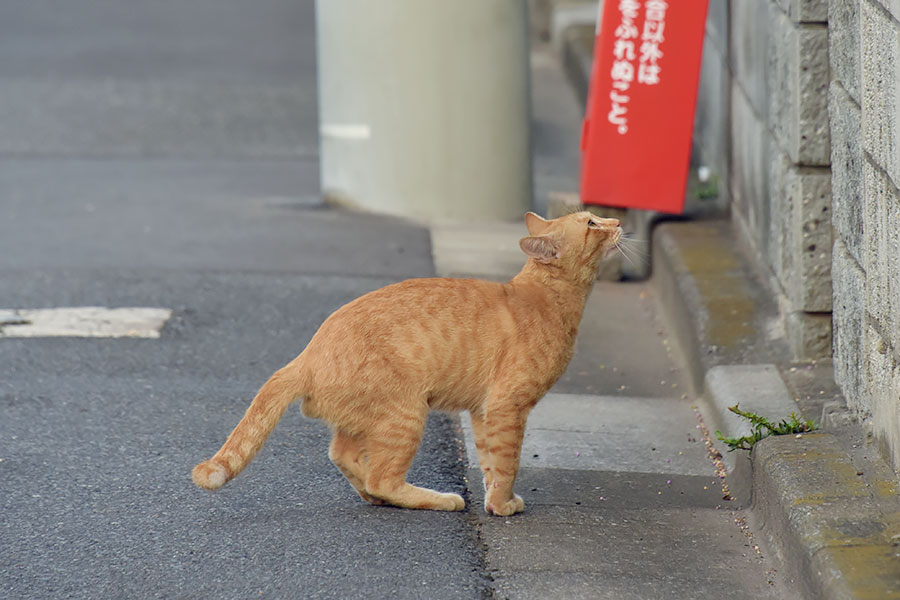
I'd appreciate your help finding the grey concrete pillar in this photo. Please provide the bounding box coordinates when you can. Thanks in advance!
[316,0,532,221]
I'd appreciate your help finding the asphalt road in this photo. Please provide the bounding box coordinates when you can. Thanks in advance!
[0,1,490,598]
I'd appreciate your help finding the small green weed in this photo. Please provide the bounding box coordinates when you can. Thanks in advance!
[716,404,818,452]
[696,174,719,200]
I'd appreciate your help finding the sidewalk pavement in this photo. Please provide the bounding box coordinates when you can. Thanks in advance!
[547,4,900,598]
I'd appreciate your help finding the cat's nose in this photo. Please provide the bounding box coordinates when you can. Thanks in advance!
[606,218,620,227]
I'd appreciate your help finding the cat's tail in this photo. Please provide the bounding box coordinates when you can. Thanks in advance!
[192,362,308,490]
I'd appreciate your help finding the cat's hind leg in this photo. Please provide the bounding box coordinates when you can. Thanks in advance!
[362,413,465,512]
[328,430,384,505]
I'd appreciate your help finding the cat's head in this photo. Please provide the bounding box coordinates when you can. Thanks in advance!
[519,211,622,279]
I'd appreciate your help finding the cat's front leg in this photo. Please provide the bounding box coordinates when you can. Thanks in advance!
[469,411,494,492]
[481,404,527,516]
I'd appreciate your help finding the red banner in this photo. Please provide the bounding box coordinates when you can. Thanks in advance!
[580,0,709,214]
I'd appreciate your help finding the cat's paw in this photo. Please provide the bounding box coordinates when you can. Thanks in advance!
[359,492,387,506]
[485,493,525,516]
[437,492,466,511]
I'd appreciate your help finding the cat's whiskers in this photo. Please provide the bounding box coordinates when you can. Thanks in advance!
[613,234,647,268]
[614,240,638,268]
[618,235,649,256]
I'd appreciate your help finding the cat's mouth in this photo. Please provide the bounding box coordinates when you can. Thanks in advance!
[606,226,623,249]
[597,226,623,259]
[612,227,623,244]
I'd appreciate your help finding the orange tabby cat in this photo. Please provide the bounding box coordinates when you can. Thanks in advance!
[193,211,621,516]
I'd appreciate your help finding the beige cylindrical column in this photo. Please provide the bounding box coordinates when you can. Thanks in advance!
[316,0,532,221]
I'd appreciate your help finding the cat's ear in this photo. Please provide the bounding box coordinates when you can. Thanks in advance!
[524,212,551,236]
[520,235,560,263]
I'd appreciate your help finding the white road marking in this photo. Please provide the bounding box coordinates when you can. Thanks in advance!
[320,123,371,140]
[0,307,172,338]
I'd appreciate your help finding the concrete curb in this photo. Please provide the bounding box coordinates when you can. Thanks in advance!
[703,364,799,506]
[650,221,791,393]
[752,433,900,599]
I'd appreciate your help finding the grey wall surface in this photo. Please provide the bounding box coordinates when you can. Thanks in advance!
[696,0,900,468]
[831,0,900,469]
[695,0,833,363]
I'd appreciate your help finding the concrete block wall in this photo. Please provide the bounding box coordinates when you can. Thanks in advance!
[694,0,833,360]
[830,0,900,468]
[695,0,900,466]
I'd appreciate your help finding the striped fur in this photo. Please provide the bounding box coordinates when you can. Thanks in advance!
[192,211,622,515]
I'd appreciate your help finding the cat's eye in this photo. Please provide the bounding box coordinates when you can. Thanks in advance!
[588,219,598,228]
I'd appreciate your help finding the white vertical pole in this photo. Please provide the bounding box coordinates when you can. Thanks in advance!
[316,0,532,222]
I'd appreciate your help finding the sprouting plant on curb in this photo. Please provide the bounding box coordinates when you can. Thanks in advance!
[716,404,818,452]
[696,174,719,200]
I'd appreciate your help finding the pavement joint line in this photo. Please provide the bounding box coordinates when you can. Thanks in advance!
[0,307,172,338]
[460,392,715,476]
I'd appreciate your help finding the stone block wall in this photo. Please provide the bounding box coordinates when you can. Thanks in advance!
[831,0,900,468]
[695,0,833,360]
[694,0,900,468]
[695,0,900,468]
